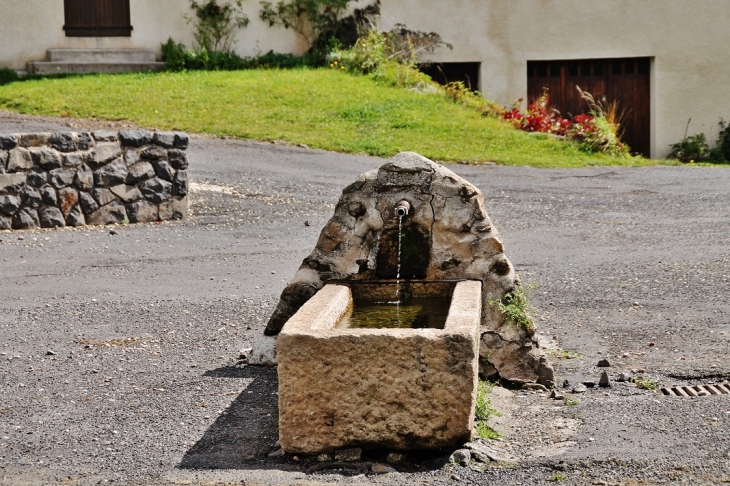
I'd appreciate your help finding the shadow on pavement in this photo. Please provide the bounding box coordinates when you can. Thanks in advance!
[179,365,284,470]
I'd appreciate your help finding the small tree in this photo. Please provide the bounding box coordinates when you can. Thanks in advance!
[186,0,250,52]
[259,0,353,49]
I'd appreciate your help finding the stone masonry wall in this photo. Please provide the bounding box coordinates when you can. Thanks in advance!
[0,130,189,229]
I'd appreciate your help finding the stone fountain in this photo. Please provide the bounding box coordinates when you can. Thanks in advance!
[250,152,554,453]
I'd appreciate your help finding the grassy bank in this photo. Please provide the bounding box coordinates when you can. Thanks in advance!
[0,69,653,167]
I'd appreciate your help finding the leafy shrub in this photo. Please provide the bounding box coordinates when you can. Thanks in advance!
[186,0,249,52]
[474,380,501,440]
[503,88,631,156]
[443,81,503,117]
[668,118,711,162]
[0,67,19,86]
[502,91,571,135]
[260,0,354,49]
[710,119,730,161]
[489,284,537,335]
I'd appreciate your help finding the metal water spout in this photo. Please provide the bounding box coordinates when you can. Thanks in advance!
[395,200,411,218]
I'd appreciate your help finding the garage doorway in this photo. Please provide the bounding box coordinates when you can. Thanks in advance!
[527,58,650,157]
[64,0,132,37]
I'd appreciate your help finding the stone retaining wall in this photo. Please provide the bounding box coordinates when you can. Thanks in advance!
[0,130,189,229]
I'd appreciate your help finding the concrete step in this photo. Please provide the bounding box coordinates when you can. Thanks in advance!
[47,48,157,63]
[27,61,166,75]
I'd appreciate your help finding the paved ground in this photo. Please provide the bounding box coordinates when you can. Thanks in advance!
[1,112,729,485]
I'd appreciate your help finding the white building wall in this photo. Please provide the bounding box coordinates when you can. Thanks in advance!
[378,0,730,158]
[0,0,306,70]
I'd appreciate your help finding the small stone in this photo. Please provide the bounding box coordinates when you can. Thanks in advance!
[638,368,646,373]
[562,379,570,388]
[13,207,41,229]
[126,161,156,184]
[450,449,471,466]
[521,383,548,392]
[599,371,610,388]
[92,188,118,206]
[119,129,153,147]
[19,133,50,148]
[46,350,56,356]
[66,204,85,227]
[109,229,117,235]
[21,187,42,208]
[550,389,565,400]
[0,134,18,150]
[0,195,20,216]
[582,381,596,388]
[49,167,76,188]
[87,201,127,225]
[597,359,611,367]
[158,196,186,220]
[126,200,158,223]
[168,149,189,170]
[92,130,118,142]
[450,473,461,481]
[7,147,33,172]
[371,464,397,474]
[63,152,86,168]
[173,170,187,196]
[316,452,332,462]
[141,147,167,161]
[572,384,588,394]
[267,448,284,458]
[41,186,57,206]
[616,372,631,382]
[78,191,99,215]
[58,187,78,217]
[49,132,76,152]
[39,207,65,228]
[140,178,172,204]
[124,150,141,167]
[153,132,176,148]
[334,447,362,462]
[30,148,62,169]
[386,452,406,464]
[173,132,189,149]
[0,216,9,229]
[76,132,93,150]
[698,390,710,397]
[26,168,47,187]
[94,159,127,187]
[110,184,142,203]
[238,348,252,360]
[74,164,93,191]
[151,159,175,181]
[88,142,122,169]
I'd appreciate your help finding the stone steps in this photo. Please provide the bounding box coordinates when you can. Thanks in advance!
[27,49,165,75]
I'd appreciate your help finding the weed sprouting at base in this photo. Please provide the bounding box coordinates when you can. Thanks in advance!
[489,284,537,334]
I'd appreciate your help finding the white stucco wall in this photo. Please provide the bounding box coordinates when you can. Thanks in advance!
[378,0,730,158]
[2,1,729,158]
[0,0,306,70]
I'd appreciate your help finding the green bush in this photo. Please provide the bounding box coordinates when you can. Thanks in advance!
[668,132,710,162]
[0,68,19,86]
[711,119,730,161]
[186,0,249,52]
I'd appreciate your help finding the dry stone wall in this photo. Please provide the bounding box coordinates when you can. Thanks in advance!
[0,130,189,229]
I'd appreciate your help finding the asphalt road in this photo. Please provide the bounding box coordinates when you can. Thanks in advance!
[1,112,729,485]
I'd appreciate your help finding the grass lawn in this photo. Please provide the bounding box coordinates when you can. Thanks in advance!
[0,69,659,168]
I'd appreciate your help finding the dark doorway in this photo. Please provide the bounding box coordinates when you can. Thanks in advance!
[419,62,480,91]
[64,0,132,37]
[527,58,651,157]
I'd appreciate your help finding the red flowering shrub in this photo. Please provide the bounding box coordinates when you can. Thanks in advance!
[502,92,572,136]
[503,90,630,156]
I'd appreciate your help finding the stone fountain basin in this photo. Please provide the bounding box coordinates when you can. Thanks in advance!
[277,280,481,454]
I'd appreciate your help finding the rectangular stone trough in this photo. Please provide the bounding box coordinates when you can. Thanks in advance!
[277,280,481,454]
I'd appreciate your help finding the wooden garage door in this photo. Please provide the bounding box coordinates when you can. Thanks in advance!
[527,58,650,157]
[64,0,132,37]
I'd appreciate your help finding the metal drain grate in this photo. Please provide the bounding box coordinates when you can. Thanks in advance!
[661,383,730,397]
